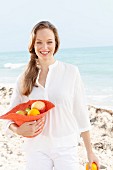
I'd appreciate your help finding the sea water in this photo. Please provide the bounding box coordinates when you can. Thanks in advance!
[0,46,113,109]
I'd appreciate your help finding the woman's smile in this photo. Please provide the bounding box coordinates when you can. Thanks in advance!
[40,50,50,56]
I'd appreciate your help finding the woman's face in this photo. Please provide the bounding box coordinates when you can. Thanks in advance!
[34,28,56,60]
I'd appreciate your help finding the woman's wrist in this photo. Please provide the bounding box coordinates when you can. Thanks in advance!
[9,123,19,134]
[86,145,93,154]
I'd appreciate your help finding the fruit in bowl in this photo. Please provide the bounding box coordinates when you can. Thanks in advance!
[31,101,46,113]
[25,108,31,113]
[15,100,46,116]
[16,110,27,115]
[27,108,40,116]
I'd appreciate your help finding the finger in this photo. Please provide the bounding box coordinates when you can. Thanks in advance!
[88,162,92,170]
[24,121,36,126]
[36,119,43,124]
[98,164,100,170]
[41,116,46,120]
[35,121,42,128]
[39,116,45,121]
[42,117,46,123]
[35,122,44,131]
[34,128,43,136]
[41,116,46,122]
[35,121,44,131]
[95,162,100,170]
[36,121,44,126]
[35,119,45,126]
[35,126,43,133]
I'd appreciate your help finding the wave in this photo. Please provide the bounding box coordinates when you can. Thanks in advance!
[87,94,113,110]
[4,63,26,69]
[87,94,113,99]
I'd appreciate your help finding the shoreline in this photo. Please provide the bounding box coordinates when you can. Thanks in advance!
[88,103,113,113]
[0,83,113,112]
[0,83,15,88]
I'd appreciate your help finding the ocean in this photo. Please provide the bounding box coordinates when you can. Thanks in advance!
[0,46,113,110]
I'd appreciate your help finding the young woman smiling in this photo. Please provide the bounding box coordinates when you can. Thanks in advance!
[6,21,100,170]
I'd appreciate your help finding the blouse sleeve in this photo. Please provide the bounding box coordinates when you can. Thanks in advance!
[3,75,22,135]
[73,67,91,133]
[8,75,22,111]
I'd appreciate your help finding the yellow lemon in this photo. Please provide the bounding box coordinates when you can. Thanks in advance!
[27,108,40,116]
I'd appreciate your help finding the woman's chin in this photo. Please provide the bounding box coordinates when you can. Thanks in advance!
[39,55,53,60]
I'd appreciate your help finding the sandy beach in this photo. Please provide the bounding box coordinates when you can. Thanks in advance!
[0,85,113,170]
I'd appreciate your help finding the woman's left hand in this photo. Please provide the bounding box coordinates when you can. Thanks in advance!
[87,152,100,170]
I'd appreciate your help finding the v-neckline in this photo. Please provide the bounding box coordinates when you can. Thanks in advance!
[38,70,49,88]
[35,60,58,89]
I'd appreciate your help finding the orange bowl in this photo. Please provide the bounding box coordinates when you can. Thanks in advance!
[0,100,55,126]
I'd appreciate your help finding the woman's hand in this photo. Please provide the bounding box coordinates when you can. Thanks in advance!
[87,151,100,170]
[81,131,100,170]
[10,116,46,137]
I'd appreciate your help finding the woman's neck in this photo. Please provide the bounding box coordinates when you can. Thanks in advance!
[38,58,56,71]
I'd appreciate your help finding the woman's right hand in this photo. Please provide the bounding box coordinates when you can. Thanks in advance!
[10,117,46,137]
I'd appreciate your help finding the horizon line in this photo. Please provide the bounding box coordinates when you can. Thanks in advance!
[0,45,113,54]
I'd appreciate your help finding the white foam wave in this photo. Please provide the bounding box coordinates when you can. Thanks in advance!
[4,63,25,69]
[87,94,113,110]
[87,94,113,100]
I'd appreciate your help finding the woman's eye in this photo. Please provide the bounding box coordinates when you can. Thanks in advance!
[36,41,53,45]
[36,42,41,44]
[47,41,53,44]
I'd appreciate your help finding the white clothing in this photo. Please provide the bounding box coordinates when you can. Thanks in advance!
[5,60,91,151]
[25,146,79,170]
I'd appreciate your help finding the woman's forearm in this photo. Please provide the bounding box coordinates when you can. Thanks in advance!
[80,131,93,154]
[9,118,45,137]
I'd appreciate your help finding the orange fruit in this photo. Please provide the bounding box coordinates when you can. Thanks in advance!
[27,108,40,116]
[86,163,97,170]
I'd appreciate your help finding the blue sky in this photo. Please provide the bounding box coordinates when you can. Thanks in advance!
[0,0,113,52]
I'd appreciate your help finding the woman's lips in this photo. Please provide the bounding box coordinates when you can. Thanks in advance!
[40,51,49,56]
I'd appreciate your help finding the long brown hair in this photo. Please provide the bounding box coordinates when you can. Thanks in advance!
[20,21,60,96]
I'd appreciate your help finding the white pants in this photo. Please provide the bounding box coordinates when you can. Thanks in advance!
[25,146,79,170]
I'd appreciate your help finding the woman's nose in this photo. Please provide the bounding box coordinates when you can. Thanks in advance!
[42,43,48,49]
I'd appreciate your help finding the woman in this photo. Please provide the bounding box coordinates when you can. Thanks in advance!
[7,21,99,170]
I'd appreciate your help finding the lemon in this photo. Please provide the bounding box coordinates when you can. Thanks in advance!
[27,108,40,116]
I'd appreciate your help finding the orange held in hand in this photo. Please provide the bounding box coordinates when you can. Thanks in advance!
[86,162,97,170]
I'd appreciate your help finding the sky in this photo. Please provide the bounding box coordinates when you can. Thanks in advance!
[0,0,113,52]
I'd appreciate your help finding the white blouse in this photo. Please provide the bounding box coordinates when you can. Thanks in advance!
[5,60,91,152]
